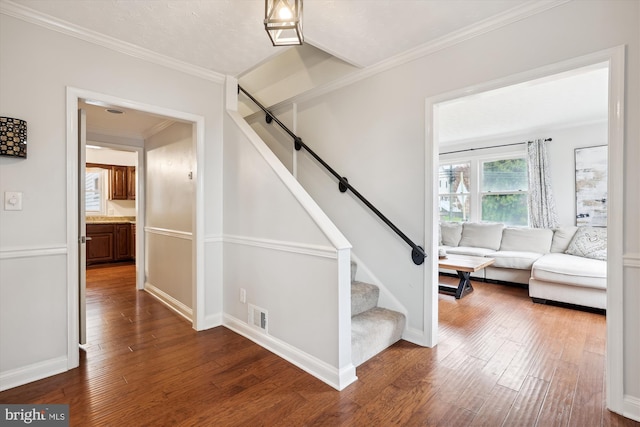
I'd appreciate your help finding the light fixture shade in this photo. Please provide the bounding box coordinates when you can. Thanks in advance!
[264,0,303,46]
[0,117,27,158]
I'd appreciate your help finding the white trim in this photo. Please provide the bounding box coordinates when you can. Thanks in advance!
[145,226,193,240]
[144,282,193,322]
[624,394,640,422]
[224,234,337,259]
[223,314,358,391]
[425,46,626,415]
[225,86,351,252]
[204,234,223,244]
[0,245,67,260]
[201,313,223,330]
[0,356,67,392]
[0,1,224,83]
[264,1,570,112]
[623,253,640,268]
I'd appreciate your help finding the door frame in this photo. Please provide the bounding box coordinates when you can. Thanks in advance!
[425,46,625,413]
[66,87,206,369]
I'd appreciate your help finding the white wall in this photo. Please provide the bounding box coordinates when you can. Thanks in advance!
[0,13,224,389]
[145,123,194,314]
[223,95,355,390]
[272,0,639,414]
[439,121,609,227]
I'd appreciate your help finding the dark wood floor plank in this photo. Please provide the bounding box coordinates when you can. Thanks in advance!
[1,267,637,426]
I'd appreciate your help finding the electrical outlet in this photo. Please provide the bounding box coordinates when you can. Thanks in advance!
[240,288,246,303]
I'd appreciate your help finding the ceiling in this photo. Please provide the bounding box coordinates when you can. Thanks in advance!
[11,0,604,144]
[12,0,533,75]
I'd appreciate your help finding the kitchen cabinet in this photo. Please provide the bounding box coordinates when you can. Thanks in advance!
[130,222,136,260]
[109,165,136,200]
[86,223,133,265]
[114,224,131,261]
[127,166,136,200]
[86,224,115,265]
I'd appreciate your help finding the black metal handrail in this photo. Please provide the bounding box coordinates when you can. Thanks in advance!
[238,85,426,265]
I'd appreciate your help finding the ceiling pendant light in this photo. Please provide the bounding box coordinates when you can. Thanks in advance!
[264,0,303,46]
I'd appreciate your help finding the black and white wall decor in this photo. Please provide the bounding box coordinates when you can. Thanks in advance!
[0,116,27,158]
[575,145,607,226]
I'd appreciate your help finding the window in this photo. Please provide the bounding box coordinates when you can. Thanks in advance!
[86,167,106,214]
[439,155,529,226]
[439,162,470,222]
[480,158,528,226]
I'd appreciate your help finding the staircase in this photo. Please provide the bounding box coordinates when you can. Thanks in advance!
[351,262,406,366]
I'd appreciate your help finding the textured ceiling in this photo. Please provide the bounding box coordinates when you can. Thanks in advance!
[9,0,601,144]
[13,0,530,75]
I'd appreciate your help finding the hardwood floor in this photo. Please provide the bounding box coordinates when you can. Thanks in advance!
[1,265,637,426]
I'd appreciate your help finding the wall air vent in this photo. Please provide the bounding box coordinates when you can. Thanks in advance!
[248,304,268,333]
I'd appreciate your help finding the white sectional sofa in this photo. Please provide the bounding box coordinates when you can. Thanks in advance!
[439,222,607,310]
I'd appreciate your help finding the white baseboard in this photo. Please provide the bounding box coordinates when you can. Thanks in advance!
[144,282,192,322]
[223,314,357,391]
[402,327,433,347]
[623,394,640,422]
[200,312,223,330]
[0,356,68,392]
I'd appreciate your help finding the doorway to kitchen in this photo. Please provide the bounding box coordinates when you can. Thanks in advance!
[67,87,206,371]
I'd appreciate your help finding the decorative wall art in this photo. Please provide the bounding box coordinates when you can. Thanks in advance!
[575,145,607,226]
[0,116,27,158]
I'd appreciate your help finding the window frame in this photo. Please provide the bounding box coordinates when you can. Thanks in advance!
[439,150,529,226]
[85,166,108,216]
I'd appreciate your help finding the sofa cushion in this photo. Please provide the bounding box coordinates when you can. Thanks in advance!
[499,227,553,254]
[440,222,463,247]
[565,226,607,260]
[531,253,606,289]
[550,226,579,253]
[490,251,544,270]
[458,222,504,250]
[446,246,497,257]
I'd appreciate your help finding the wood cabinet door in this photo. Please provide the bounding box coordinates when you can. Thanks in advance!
[114,224,131,260]
[86,224,115,264]
[130,223,136,260]
[110,166,128,200]
[127,166,136,200]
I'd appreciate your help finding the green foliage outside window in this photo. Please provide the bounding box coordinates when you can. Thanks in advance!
[481,158,528,226]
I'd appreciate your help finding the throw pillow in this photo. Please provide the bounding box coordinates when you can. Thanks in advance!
[459,222,504,250]
[440,222,463,247]
[565,226,607,260]
[550,226,579,253]
[500,227,553,254]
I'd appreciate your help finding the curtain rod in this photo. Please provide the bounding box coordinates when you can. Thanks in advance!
[440,138,552,155]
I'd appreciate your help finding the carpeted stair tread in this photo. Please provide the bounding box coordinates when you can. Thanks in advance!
[351,281,379,317]
[351,307,405,367]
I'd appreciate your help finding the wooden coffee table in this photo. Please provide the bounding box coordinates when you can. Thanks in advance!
[438,254,495,299]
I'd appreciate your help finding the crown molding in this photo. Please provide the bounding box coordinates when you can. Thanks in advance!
[0,0,225,84]
[270,0,572,110]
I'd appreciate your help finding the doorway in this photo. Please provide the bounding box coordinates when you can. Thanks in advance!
[66,87,206,371]
[425,47,625,411]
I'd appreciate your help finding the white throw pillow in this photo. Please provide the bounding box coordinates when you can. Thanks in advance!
[500,227,553,254]
[440,222,463,247]
[565,226,607,260]
[550,226,579,253]
[459,222,504,250]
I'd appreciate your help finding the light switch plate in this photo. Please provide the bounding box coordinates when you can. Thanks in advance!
[4,191,22,211]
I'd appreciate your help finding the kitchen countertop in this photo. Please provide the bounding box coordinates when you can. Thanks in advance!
[87,216,136,224]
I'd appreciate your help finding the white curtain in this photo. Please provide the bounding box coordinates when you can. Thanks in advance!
[528,139,559,228]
